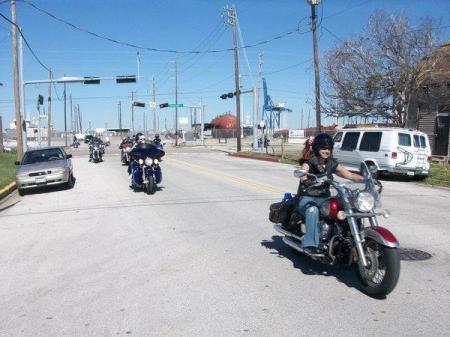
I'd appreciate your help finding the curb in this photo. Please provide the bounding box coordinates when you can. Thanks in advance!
[229,152,280,163]
[0,181,17,200]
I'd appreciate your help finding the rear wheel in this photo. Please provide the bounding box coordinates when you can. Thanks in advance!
[145,176,156,195]
[357,239,400,298]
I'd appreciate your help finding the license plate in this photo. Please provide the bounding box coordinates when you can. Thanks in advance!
[407,171,415,176]
[35,176,47,184]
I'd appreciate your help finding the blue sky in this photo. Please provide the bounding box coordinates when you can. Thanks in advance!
[1,0,449,132]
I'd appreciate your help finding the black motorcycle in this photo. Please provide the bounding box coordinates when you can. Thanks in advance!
[129,142,165,194]
[269,162,400,298]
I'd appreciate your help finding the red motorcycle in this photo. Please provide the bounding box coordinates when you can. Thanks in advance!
[119,138,134,165]
[269,162,400,298]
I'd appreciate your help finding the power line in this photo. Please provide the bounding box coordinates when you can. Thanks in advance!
[0,12,50,71]
[265,58,313,75]
[22,0,306,54]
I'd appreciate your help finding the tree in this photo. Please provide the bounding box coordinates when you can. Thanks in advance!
[321,11,442,127]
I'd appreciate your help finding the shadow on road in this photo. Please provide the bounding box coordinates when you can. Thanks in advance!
[261,235,382,298]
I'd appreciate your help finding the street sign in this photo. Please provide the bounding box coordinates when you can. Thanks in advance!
[169,103,183,108]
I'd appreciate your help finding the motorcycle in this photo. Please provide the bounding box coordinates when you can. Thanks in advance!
[269,162,400,298]
[129,142,165,194]
[70,140,80,148]
[120,139,134,165]
[89,141,103,163]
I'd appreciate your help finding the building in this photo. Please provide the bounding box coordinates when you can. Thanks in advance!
[407,43,450,156]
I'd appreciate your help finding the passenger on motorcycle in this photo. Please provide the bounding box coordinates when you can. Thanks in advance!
[297,133,363,254]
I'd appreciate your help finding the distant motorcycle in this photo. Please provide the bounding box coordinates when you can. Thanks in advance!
[71,140,80,148]
[269,162,400,298]
[120,138,134,165]
[129,142,165,194]
[89,141,103,163]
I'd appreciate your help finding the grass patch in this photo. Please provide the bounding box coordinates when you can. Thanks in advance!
[420,164,450,188]
[0,152,17,190]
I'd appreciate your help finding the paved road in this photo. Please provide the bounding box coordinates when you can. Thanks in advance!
[1,145,449,337]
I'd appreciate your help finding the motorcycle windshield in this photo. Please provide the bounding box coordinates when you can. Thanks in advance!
[130,143,165,159]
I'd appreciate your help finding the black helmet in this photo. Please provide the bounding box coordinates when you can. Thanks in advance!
[312,133,334,155]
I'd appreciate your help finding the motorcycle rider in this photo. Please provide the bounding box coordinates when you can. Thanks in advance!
[297,133,363,254]
[128,133,147,183]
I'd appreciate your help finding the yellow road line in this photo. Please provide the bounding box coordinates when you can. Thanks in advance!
[165,158,285,194]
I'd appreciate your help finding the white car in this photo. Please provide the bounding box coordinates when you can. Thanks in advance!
[15,146,75,195]
[333,127,431,178]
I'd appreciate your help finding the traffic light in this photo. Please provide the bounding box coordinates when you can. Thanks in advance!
[219,92,236,99]
[116,75,137,83]
[133,101,145,107]
[38,95,44,105]
[83,76,100,84]
[159,103,169,108]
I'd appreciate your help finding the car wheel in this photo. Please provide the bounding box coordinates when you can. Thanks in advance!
[18,188,26,196]
[66,173,75,189]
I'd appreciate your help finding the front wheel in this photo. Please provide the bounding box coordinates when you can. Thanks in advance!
[145,175,156,195]
[357,239,400,298]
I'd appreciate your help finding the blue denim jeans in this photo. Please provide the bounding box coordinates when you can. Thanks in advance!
[297,196,327,248]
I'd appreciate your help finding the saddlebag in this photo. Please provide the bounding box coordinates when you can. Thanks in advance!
[269,196,298,224]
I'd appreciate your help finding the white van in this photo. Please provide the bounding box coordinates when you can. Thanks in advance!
[333,127,431,178]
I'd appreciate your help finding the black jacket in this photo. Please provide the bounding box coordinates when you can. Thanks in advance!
[297,155,339,198]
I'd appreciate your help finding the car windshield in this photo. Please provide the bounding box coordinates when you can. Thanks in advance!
[22,148,65,165]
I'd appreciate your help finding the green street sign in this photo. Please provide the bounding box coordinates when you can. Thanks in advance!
[168,103,184,108]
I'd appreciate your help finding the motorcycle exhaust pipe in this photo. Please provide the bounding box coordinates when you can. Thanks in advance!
[273,224,303,241]
[282,236,305,254]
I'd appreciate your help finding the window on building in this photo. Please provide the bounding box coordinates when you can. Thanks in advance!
[359,132,382,152]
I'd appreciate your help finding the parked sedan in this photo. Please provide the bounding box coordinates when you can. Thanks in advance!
[15,146,75,196]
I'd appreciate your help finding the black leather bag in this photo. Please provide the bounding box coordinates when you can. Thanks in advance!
[269,196,298,224]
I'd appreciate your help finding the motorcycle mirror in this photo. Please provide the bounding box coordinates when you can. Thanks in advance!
[294,169,307,178]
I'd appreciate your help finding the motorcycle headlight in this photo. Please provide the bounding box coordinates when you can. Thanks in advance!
[125,147,132,153]
[153,158,159,165]
[144,158,153,166]
[355,192,375,212]
[94,146,98,150]
[138,159,144,165]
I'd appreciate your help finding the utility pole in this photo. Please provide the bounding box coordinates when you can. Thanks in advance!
[47,69,52,146]
[308,0,322,133]
[64,82,68,147]
[253,53,263,151]
[301,108,304,129]
[118,101,122,133]
[11,0,24,159]
[0,116,4,153]
[224,5,241,152]
[70,94,73,134]
[152,77,156,133]
[200,97,205,145]
[78,104,82,133]
[129,90,136,133]
[174,60,179,146]
[18,26,27,152]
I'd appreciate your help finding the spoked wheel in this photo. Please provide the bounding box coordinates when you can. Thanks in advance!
[357,239,400,298]
[145,176,156,195]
